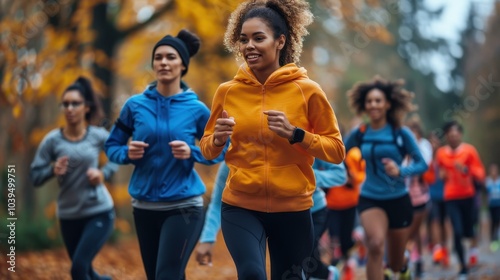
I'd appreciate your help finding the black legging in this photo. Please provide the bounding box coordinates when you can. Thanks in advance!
[133,207,204,280]
[308,208,329,279]
[328,207,356,258]
[445,197,475,269]
[59,210,114,280]
[221,202,314,280]
[490,206,500,241]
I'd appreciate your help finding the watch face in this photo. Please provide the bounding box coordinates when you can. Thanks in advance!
[290,128,305,144]
[296,128,305,142]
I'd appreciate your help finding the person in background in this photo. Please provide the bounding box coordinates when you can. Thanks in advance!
[435,120,485,279]
[486,163,500,252]
[344,76,428,280]
[195,161,229,267]
[405,118,433,278]
[31,76,116,280]
[305,160,347,280]
[199,0,345,278]
[423,130,450,267]
[325,130,366,280]
[105,29,224,280]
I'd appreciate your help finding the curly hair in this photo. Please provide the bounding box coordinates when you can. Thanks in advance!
[223,0,313,66]
[347,76,415,128]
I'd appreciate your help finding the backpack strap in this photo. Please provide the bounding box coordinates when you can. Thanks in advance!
[355,123,367,146]
[392,127,406,159]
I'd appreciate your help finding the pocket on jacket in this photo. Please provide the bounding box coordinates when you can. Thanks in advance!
[227,166,266,195]
[269,164,309,198]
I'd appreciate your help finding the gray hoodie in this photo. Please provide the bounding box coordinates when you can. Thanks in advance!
[30,126,117,219]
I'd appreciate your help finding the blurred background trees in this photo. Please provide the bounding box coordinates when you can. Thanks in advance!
[1,0,499,250]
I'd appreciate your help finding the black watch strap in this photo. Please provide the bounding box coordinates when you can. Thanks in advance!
[289,127,305,144]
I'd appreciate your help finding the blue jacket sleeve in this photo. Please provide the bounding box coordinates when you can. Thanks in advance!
[190,104,225,165]
[97,128,119,180]
[486,178,492,193]
[399,128,428,177]
[199,162,229,243]
[312,159,348,189]
[105,101,134,165]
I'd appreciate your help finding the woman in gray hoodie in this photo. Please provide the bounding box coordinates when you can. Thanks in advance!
[30,77,117,280]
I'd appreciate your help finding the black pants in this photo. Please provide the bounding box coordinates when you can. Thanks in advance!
[60,210,114,280]
[133,207,204,280]
[221,203,314,280]
[489,206,500,241]
[307,208,331,279]
[328,207,357,258]
[445,197,475,268]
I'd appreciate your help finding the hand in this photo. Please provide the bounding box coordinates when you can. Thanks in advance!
[382,158,400,177]
[128,141,149,160]
[454,162,468,174]
[196,242,214,266]
[53,156,69,176]
[263,110,295,139]
[438,168,447,180]
[214,110,235,147]
[86,168,104,186]
[169,140,191,159]
[345,178,354,189]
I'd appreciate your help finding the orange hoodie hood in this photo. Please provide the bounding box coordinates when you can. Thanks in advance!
[234,63,308,87]
[200,63,345,213]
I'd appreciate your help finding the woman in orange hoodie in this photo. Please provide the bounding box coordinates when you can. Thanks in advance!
[200,0,345,279]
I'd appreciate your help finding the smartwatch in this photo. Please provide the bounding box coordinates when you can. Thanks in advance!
[289,127,305,144]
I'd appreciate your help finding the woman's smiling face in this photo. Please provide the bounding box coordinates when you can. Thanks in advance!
[239,17,284,77]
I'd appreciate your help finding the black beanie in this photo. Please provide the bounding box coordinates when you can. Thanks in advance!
[152,35,190,76]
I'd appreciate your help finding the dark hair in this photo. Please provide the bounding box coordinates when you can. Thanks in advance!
[347,76,415,128]
[152,29,201,76]
[224,0,313,66]
[442,120,463,134]
[63,77,104,125]
[406,117,424,138]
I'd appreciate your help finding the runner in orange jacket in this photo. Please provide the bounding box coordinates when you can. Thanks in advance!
[435,121,485,278]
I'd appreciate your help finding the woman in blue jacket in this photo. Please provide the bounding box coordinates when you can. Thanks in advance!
[105,30,223,280]
[345,77,427,280]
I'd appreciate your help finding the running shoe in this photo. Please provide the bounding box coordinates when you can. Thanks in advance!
[327,265,340,280]
[432,245,443,264]
[383,268,393,280]
[441,247,450,267]
[457,267,468,280]
[331,246,342,266]
[399,266,412,280]
[341,258,356,280]
[357,244,367,266]
[468,253,478,267]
